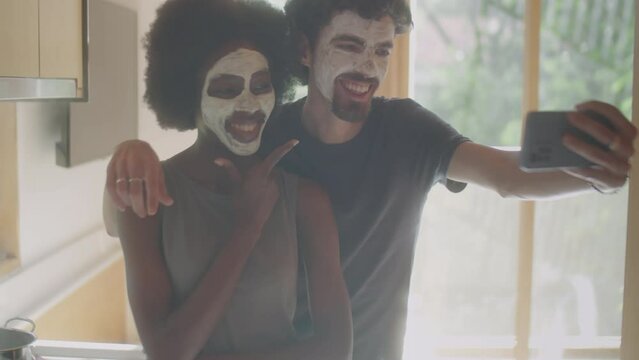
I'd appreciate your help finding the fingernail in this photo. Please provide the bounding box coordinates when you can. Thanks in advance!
[214,159,223,166]
[561,134,573,145]
[567,113,579,124]
[292,139,300,146]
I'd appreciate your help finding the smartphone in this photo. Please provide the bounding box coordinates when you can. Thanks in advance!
[519,110,614,172]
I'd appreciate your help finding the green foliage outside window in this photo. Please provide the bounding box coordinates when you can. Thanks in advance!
[413,0,634,146]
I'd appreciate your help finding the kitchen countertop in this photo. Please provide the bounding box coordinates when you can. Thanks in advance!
[33,340,145,360]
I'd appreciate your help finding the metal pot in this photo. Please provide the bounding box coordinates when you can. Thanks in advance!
[0,318,37,360]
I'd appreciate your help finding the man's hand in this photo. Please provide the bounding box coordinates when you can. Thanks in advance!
[106,140,173,218]
[562,100,637,193]
[214,139,298,232]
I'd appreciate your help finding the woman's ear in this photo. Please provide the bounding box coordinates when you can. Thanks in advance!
[299,35,311,67]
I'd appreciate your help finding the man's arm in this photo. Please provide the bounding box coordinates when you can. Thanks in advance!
[103,140,173,230]
[447,101,636,199]
[447,143,592,199]
[103,187,119,236]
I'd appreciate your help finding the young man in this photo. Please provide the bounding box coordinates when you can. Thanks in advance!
[106,0,636,359]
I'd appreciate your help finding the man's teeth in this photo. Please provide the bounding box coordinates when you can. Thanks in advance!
[343,81,370,95]
[231,123,259,132]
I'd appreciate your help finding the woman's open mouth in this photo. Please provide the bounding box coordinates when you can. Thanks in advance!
[225,112,265,143]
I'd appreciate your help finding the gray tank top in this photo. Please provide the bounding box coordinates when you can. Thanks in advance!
[160,161,299,354]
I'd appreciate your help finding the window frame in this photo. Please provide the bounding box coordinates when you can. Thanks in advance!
[397,0,639,359]
[620,0,639,358]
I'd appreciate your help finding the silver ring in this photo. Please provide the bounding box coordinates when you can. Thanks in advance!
[607,135,622,152]
[115,178,127,185]
[128,177,144,183]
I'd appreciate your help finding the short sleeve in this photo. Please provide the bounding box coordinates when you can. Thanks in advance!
[380,98,470,192]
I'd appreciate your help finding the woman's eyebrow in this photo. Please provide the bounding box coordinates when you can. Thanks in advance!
[211,73,243,81]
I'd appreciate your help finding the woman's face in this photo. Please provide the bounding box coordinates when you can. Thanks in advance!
[199,48,275,156]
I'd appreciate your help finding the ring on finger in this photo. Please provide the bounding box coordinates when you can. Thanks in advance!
[607,135,622,152]
[128,177,144,184]
[115,178,127,185]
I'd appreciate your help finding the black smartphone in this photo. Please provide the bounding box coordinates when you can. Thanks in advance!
[519,110,614,172]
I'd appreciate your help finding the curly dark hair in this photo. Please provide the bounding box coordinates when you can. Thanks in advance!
[284,0,413,84]
[144,0,296,131]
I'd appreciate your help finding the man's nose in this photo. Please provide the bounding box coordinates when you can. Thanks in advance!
[355,52,380,78]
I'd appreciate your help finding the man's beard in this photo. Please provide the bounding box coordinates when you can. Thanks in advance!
[331,98,371,122]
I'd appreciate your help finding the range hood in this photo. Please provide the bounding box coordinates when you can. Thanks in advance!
[0,77,78,101]
[0,0,88,102]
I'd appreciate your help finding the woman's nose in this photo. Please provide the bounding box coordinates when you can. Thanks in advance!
[235,90,260,112]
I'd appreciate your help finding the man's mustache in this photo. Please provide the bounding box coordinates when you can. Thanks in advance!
[340,72,379,85]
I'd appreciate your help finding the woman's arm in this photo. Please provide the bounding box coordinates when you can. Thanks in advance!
[118,208,264,360]
[201,178,353,360]
[294,178,353,359]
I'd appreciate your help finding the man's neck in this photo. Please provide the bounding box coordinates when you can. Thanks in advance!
[301,90,366,144]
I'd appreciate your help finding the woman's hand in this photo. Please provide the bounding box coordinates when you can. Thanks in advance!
[214,139,298,232]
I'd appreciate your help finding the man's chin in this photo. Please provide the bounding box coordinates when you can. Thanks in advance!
[332,100,370,123]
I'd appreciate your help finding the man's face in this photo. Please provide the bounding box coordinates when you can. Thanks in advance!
[310,11,395,122]
[200,48,275,156]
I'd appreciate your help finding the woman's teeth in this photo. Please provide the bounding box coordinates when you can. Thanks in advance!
[231,123,259,132]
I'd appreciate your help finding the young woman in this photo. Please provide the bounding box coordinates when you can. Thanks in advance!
[113,1,352,359]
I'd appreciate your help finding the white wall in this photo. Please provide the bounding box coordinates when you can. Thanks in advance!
[1,0,195,321]
[16,102,110,265]
[15,0,194,265]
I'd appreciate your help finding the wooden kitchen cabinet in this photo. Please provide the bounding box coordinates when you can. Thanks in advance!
[39,0,85,97]
[0,0,85,98]
[0,0,40,78]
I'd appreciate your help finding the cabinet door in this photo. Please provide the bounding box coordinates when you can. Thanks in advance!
[39,0,84,96]
[0,0,39,78]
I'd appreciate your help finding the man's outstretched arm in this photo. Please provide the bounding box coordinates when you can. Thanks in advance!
[447,100,636,199]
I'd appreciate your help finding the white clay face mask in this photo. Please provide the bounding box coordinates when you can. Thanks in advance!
[200,48,275,156]
[311,11,395,103]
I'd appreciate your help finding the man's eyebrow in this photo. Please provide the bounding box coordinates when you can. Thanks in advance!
[331,34,366,47]
[377,41,394,49]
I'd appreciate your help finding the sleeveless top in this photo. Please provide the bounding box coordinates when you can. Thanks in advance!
[160,161,299,354]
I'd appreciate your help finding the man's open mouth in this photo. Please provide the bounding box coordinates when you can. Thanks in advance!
[337,75,378,101]
[225,112,265,143]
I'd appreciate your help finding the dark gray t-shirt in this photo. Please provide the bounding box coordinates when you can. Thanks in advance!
[261,97,469,360]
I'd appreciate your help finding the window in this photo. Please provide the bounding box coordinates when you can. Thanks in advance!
[406,0,636,359]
